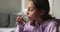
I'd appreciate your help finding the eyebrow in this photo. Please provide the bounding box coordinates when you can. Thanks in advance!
[29,7,36,9]
[29,7,33,8]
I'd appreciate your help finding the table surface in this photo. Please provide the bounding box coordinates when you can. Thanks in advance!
[0,27,16,32]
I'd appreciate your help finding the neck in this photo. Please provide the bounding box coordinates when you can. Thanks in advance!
[30,20,36,26]
[29,17,43,26]
[36,17,43,25]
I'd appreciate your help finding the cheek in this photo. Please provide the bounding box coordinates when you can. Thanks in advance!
[27,11,35,17]
[27,11,39,20]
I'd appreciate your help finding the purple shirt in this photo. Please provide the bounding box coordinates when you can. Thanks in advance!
[15,19,57,32]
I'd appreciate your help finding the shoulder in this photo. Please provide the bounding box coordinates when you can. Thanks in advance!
[43,19,58,32]
[42,19,58,29]
[48,19,57,26]
[43,19,57,26]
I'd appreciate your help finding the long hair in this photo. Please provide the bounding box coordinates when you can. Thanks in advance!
[30,0,54,26]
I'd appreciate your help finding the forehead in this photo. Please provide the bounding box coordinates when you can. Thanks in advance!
[27,1,35,8]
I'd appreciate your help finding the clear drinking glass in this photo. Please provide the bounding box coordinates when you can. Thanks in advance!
[16,11,29,22]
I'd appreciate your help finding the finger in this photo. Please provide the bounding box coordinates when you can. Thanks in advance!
[16,15,23,22]
[16,16,20,22]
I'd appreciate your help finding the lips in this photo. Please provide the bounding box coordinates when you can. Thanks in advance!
[27,16,31,20]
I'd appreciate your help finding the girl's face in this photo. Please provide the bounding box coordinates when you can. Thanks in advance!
[27,1,44,20]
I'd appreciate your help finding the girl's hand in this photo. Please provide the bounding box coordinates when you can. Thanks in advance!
[16,15,26,26]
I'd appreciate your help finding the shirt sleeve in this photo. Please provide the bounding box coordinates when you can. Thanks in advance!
[50,25,57,32]
[15,23,29,32]
[15,24,24,32]
[49,21,58,32]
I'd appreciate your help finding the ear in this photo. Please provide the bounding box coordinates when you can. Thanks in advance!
[39,9,45,16]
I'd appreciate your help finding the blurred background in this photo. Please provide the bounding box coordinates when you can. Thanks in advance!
[0,0,60,32]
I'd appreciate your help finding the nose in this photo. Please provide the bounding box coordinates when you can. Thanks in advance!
[27,11,29,15]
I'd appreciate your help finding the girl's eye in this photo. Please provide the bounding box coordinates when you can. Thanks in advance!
[30,8,34,11]
[28,8,34,11]
[28,7,36,11]
[30,9,33,11]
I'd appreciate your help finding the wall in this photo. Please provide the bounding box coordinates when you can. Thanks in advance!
[0,0,21,27]
[54,0,60,19]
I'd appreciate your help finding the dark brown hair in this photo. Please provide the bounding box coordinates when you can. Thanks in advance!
[30,0,54,26]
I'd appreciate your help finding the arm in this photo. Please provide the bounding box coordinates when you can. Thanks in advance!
[49,21,58,32]
[15,23,30,32]
[15,15,26,32]
[15,24,24,32]
[50,24,57,32]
